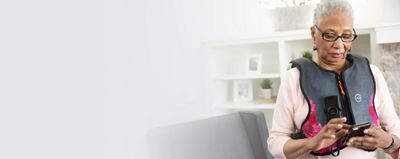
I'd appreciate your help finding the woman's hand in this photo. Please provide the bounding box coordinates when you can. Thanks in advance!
[283,117,350,159]
[347,126,392,150]
[307,117,350,151]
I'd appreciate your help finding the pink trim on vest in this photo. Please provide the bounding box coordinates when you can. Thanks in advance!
[303,99,346,154]
[368,95,379,126]
[303,99,321,138]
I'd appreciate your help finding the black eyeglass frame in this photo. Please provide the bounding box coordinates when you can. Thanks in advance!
[314,25,358,42]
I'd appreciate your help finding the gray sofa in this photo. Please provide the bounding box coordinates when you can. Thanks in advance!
[147,111,274,159]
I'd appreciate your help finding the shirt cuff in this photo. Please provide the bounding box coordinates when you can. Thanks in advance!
[271,137,290,159]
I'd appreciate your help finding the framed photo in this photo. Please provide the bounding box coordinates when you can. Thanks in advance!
[246,54,262,74]
[233,80,253,102]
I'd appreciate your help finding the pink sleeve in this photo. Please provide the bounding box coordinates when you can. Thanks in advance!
[267,69,300,159]
[371,65,400,136]
[371,65,400,155]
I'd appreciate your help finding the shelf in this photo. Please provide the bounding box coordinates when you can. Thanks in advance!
[374,23,400,44]
[214,73,280,80]
[216,102,276,110]
[205,29,310,47]
[205,27,374,47]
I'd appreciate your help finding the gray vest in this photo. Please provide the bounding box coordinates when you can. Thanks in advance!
[291,54,379,155]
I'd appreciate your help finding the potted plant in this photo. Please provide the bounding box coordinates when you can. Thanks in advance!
[260,79,272,99]
[302,50,313,60]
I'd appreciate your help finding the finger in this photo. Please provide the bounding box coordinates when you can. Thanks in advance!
[355,142,375,149]
[349,137,378,150]
[322,132,336,139]
[328,117,347,124]
[348,138,359,147]
[360,140,378,150]
[348,137,362,145]
[348,137,365,148]
[348,136,360,143]
[363,126,381,137]
[326,123,343,130]
[342,124,351,130]
[336,129,349,138]
[362,136,379,146]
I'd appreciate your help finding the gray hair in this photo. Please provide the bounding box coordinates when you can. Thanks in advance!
[313,0,354,26]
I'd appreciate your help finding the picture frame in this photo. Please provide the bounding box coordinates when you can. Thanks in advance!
[233,80,253,102]
[246,54,262,74]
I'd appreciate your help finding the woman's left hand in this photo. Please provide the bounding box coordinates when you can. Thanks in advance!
[347,126,392,150]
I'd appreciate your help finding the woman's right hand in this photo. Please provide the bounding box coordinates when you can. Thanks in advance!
[283,117,350,159]
[307,117,350,151]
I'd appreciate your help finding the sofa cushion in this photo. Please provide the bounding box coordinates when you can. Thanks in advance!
[147,113,256,159]
[148,112,272,159]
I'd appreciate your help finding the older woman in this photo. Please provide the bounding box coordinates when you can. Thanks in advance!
[267,0,400,158]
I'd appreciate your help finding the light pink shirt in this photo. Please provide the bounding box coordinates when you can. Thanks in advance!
[268,65,400,159]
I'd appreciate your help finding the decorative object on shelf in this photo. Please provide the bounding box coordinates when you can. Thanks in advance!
[256,0,317,9]
[246,54,262,74]
[272,4,316,31]
[302,50,313,60]
[255,97,277,104]
[279,0,314,7]
[233,80,253,102]
[260,79,273,99]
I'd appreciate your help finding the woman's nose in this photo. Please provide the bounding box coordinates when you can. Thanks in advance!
[331,38,345,49]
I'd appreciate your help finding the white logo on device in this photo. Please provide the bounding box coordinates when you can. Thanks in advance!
[355,94,362,103]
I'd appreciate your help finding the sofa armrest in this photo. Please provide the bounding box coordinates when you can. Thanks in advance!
[239,111,274,159]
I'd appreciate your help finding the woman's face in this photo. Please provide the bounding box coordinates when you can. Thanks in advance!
[311,11,354,65]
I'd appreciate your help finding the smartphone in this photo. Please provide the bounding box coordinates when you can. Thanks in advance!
[347,122,372,139]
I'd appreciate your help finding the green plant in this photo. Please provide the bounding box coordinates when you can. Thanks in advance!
[302,50,313,60]
[260,79,272,89]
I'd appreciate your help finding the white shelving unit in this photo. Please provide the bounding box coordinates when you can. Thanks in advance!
[206,28,378,111]
[217,102,276,110]
[215,73,280,80]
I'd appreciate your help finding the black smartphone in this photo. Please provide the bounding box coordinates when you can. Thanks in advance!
[347,122,372,139]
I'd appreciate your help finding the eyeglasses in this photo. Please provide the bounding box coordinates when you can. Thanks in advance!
[314,25,357,42]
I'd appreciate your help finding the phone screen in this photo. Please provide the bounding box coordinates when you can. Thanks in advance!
[347,122,371,139]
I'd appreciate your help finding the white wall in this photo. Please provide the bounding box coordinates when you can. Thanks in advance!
[0,0,215,159]
[349,0,384,28]
[0,1,105,159]
[213,0,274,36]
[383,0,400,24]
[120,0,216,158]
[348,0,400,28]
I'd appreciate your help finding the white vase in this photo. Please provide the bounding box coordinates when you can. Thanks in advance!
[261,89,272,99]
[272,5,315,31]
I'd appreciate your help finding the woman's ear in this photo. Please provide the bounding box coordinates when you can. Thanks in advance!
[310,26,316,42]
[311,26,318,51]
